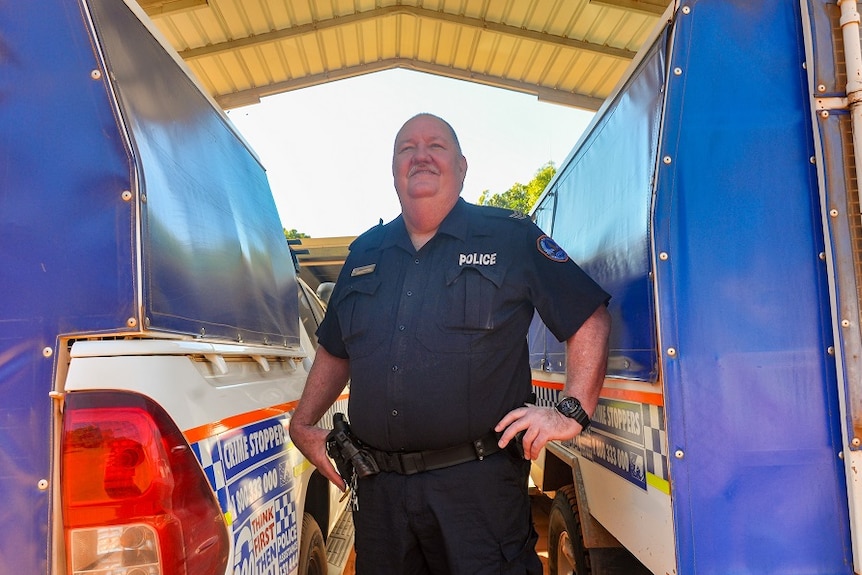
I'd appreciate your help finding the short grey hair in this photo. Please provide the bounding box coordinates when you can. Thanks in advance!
[400,113,463,156]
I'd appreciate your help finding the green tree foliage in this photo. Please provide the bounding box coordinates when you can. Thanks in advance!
[284,228,310,240]
[477,162,556,214]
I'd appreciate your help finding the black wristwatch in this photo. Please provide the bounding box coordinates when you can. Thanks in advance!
[555,396,591,430]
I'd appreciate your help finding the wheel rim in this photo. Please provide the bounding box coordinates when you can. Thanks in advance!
[556,530,576,575]
[308,556,325,575]
[308,541,327,575]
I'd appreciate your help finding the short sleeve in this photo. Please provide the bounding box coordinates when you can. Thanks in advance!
[525,224,610,342]
[315,264,354,359]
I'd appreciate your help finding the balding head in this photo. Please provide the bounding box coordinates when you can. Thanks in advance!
[390,114,468,246]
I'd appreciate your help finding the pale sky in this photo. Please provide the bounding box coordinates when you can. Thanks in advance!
[225,68,594,238]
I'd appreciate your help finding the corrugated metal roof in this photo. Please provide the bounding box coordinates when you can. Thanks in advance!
[141,0,666,110]
[289,236,356,287]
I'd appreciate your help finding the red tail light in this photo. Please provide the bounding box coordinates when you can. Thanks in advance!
[62,391,229,575]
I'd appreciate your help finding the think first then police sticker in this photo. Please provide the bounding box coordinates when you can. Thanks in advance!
[537,235,569,262]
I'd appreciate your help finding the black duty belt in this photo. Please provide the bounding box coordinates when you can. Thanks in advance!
[364,431,502,475]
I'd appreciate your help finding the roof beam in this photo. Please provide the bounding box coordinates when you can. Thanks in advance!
[139,0,208,17]
[179,5,636,62]
[588,0,667,16]
[216,58,604,112]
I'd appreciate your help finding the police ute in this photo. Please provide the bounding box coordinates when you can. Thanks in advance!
[529,1,862,574]
[0,1,351,574]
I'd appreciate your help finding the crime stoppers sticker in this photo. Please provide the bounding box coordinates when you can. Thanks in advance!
[537,235,569,262]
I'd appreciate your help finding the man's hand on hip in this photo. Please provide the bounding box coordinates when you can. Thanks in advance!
[495,404,585,461]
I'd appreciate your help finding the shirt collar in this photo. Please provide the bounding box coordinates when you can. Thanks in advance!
[437,197,469,242]
[380,197,469,251]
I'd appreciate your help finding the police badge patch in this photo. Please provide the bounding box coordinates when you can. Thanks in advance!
[537,235,569,262]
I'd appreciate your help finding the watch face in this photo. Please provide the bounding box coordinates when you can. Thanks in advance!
[558,397,581,416]
[556,397,590,429]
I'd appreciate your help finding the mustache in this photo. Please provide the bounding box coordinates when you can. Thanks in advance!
[408,163,439,177]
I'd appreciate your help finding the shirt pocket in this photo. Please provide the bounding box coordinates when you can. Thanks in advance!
[441,264,505,331]
[334,276,386,359]
[417,264,506,353]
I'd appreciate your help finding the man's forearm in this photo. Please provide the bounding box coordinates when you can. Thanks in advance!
[289,346,352,488]
[293,346,350,427]
[563,304,611,415]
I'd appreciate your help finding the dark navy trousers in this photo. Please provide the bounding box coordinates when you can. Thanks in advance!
[353,450,543,575]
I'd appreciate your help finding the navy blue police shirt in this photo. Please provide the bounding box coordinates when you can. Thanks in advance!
[317,198,610,452]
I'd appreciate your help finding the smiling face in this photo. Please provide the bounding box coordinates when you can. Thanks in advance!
[391,114,468,218]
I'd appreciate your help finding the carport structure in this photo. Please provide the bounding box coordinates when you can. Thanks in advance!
[138,0,667,287]
[140,0,666,111]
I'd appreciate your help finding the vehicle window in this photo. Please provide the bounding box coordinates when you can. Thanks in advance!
[298,283,325,350]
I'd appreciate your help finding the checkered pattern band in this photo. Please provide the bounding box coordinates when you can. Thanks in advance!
[274,491,297,535]
[642,403,668,481]
[192,435,231,517]
[531,383,668,483]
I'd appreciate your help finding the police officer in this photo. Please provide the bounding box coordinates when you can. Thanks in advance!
[289,113,611,574]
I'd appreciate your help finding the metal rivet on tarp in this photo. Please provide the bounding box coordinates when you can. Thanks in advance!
[662,156,672,164]
[673,67,682,76]
[852,438,861,447]
[121,190,132,201]
[659,252,669,261]
[37,479,49,491]
[126,317,137,328]
[674,449,685,459]
[42,347,53,358]
[681,6,690,14]
[666,347,677,357]
[90,69,102,80]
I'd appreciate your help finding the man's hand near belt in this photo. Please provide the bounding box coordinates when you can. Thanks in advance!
[289,346,351,491]
[495,304,611,460]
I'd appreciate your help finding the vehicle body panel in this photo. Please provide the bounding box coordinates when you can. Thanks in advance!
[530,1,856,572]
[0,1,336,572]
[63,340,349,575]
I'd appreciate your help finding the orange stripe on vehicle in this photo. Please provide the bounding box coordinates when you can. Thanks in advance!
[532,379,663,406]
[599,387,664,406]
[532,379,564,390]
[183,402,298,443]
[183,393,350,443]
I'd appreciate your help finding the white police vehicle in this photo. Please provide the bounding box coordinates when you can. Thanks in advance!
[0,0,351,573]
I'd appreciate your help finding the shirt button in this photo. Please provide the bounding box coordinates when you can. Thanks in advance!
[406,291,413,296]
[398,325,406,331]
[414,259,420,264]
[391,365,399,372]
[391,410,398,417]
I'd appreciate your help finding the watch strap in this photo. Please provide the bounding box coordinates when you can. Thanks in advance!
[555,396,591,430]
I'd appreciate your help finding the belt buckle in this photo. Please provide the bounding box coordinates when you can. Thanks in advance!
[398,452,425,475]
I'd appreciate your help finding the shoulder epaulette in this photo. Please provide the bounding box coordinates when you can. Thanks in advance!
[471,202,533,223]
[348,218,387,252]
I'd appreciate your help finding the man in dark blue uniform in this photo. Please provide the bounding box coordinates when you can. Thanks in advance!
[290,113,610,574]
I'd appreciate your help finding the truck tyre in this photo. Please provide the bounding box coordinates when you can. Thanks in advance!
[299,513,327,575]
[548,485,591,575]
